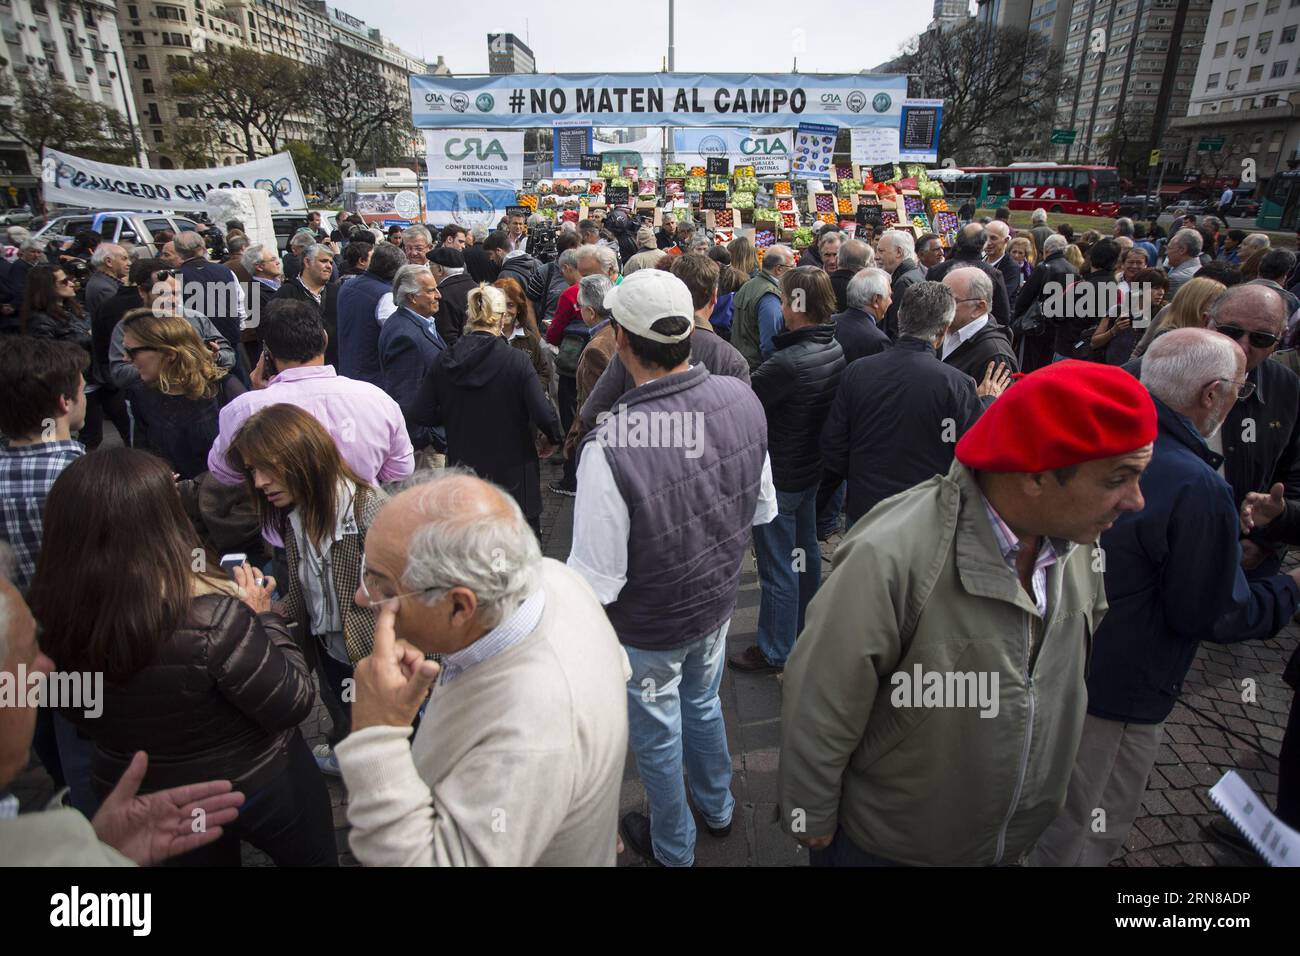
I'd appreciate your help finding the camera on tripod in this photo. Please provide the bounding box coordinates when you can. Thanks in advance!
[530,223,558,263]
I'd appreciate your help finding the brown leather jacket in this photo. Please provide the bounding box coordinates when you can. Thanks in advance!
[64,591,316,798]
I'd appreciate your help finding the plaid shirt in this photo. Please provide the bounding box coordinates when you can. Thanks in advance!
[0,440,84,592]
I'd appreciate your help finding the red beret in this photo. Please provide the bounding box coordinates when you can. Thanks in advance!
[955,360,1157,473]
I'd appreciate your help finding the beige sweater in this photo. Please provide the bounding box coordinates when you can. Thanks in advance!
[336,558,630,866]
[0,809,134,866]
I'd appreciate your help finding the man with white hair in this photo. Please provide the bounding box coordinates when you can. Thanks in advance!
[940,266,1018,383]
[4,237,47,310]
[1029,208,1053,258]
[801,228,842,271]
[821,281,984,529]
[1031,328,1300,866]
[1239,232,1270,262]
[828,237,871,313]
[427,246,474,347]
[1013,233,1079,372]
[84,242,130,320]
[270,242,340,368]
[876,229,926,339]
[282,228,315,282]
[176,227,250,385]
[463,223,498,283]
[379,265,446,463]
[401,224,433,266]
[984,220,1022,300]
[1163,227,1203,296]
[732,244,796,370]
[337,470,630,865]
[831,267,892,364]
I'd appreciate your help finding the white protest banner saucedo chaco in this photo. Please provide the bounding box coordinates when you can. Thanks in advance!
[410,73,909,129]
[424,130,525,187]
[41,148,308,213]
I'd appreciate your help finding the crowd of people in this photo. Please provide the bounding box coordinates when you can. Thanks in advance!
[1,200,1299,869]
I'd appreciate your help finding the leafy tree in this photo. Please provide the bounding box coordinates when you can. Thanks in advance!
[172,47,307,161]
[0,72,135,164]
[893,22,1070,165]
[304,42,418,169]
[285,140,340,193]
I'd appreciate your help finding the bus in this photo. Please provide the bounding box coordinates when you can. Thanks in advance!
[1257,168,1300,231]
[954,163,1121,217]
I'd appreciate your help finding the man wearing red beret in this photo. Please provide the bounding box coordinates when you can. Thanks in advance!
[779,358,1157,866]
[1031,328,1300,865]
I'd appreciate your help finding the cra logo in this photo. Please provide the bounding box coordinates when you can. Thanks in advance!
[445,137,508,162]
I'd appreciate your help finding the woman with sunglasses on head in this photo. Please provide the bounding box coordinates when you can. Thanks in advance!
[494,275,551,392]
[228,402,387,777]
[29,446,334,866]
[119,309,245,479]
[407,283,563,536]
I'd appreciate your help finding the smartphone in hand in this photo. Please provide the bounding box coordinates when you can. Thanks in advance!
[219,553,247,580]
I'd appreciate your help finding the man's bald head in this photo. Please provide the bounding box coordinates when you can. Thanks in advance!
[1207,282,1288,371]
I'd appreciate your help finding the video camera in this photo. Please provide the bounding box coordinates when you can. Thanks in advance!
[530,222,558,263]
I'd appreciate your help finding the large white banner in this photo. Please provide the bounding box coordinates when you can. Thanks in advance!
[592,132,664,170]
[424,129,525,187]
[41,148,307,212]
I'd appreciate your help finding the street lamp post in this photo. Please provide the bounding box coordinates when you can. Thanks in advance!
[103,45,145,168]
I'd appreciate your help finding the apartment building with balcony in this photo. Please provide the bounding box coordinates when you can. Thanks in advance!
[1170,0,1300,183]
[0,0,139,202]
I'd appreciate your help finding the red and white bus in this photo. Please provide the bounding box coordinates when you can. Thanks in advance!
[952,163,1122,218]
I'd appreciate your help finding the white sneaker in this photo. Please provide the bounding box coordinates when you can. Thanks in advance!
[313,743,341,777]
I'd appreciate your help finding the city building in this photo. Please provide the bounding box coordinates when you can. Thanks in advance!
[1170,0,1300,189]
[0,0,141,204]
[117,0,249,168]
[487,32,533,74]
[1053,0,1214,180]
[933,0,974,29]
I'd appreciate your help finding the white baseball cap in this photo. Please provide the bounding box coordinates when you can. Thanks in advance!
[603,269,695,344]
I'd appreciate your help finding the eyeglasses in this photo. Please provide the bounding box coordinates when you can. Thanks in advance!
[1215,324,1279,349]
[954,297,986,305]
[358,552,439,608]
[151,269,176,282]
[1204,378,1256,400]
[124,345,158,359]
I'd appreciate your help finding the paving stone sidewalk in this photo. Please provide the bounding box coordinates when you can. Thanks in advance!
[10,458,1291,867]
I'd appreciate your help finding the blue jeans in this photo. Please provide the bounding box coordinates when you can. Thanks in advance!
[624,622,735,867]
[816,479,845,539]
[753,484,822,666]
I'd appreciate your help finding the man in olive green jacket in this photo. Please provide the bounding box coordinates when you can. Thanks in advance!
[730,246,794,371]
[779,357,1158,866]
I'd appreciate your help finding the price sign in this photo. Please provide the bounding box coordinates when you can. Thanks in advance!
[702,191,727,210]
[580,153,602,171]
[605,186,630,207]
[869,163,896,185]
[506,206,530,219]
[706,157,730,176]
[856,203,883,226]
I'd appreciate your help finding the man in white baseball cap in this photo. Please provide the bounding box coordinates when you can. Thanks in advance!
[568,268,777,867]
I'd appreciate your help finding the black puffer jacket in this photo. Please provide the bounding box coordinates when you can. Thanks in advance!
[751,323,845,491]
[63,592,316,798]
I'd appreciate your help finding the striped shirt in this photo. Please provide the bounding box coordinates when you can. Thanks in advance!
[981,497,1061,619]
[437,589,546,686]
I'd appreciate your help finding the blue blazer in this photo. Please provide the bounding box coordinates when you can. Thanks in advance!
[379,306,447,451]
[1087,398,1300,724]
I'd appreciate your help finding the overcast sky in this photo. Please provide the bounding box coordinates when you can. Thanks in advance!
[329,0,941,75]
